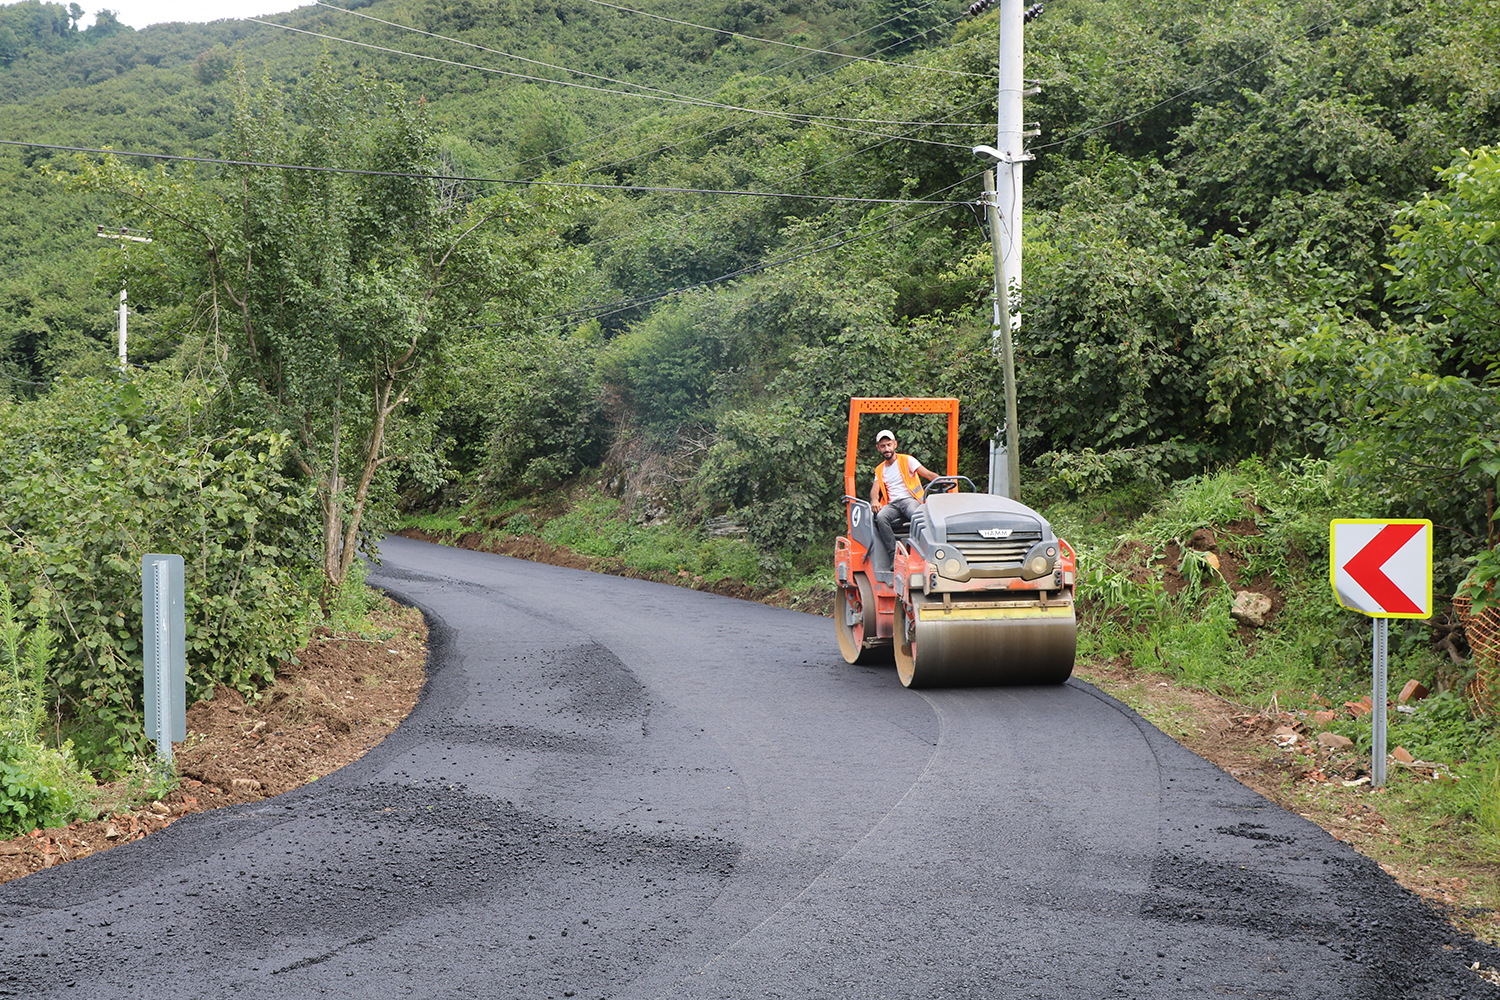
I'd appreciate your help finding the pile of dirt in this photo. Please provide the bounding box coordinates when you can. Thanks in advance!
[0,598,426,885]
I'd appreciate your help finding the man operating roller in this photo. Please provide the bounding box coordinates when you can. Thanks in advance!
[869,428,938,569]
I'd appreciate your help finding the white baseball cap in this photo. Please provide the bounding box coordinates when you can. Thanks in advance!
[875,429,896,443]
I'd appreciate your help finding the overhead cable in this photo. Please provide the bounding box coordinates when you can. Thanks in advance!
[573,0,990,78]
[0,138,970,206]
[314,1,992,128]
[245,17,973,149]
[588,24,989,173]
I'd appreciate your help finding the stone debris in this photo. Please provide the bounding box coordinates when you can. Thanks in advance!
[1230,590,1272,627]
[703,516,747,538]
[1318,732,1355,749]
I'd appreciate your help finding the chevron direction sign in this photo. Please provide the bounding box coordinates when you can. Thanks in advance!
[1330,519,1433,619]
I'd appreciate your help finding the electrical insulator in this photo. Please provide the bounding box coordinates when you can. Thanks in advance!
[967,0,1043,19]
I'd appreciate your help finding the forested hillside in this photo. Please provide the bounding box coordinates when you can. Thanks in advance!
[0,0,1498,777]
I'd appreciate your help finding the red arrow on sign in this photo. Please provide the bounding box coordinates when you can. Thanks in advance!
[1341,522,1423,615]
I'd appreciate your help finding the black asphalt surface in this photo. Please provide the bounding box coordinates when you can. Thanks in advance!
[3,533,1498,998]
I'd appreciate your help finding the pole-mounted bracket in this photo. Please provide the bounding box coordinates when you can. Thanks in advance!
[973,144,1035,164]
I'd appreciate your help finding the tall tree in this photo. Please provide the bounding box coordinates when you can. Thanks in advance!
[79,61,587,599]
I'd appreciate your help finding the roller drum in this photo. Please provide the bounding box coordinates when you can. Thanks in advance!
[895,594,1075,688]
[836,572,891,665]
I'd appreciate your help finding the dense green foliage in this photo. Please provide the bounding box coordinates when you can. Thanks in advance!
[0,374,318,766]
[0,579,94,835]
[76,60,594,595]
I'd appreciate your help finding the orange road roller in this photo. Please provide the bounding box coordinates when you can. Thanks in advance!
[833,397,1077,688]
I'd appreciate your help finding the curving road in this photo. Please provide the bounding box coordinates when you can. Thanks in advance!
[2,534,1496,998]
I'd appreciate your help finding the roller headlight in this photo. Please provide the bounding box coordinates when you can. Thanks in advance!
[929,546,971,582]
[1021,541,1056,580]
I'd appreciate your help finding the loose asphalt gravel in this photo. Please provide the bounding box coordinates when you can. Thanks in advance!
[3,533,1499,998]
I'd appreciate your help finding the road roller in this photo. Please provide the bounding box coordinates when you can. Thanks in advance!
[833,397,1077,688]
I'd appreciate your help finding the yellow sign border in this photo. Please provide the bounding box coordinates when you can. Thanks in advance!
[1329,518,1433,619]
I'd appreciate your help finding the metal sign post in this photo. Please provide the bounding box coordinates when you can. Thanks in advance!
[1372,618,1388,787]
[142,554,186,766]
[1330,520,1433,787]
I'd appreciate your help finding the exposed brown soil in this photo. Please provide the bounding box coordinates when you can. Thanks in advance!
[0,597,426,885]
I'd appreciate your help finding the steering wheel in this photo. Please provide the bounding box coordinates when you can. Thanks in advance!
[925,476,975,496]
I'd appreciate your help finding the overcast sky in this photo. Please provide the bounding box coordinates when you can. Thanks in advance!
[86,2,308,30]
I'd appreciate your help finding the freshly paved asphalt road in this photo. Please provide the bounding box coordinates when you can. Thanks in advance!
[3,534,1498,998]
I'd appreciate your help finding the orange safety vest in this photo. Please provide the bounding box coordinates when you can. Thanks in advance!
[874,454,925,505]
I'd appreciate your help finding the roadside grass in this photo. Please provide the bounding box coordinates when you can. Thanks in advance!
[1049,458,1377,707]
[538,491,760,583]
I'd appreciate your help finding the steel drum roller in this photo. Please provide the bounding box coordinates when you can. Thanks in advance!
[895,594,1076,688]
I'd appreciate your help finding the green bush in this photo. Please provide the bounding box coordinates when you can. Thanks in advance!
[0,579,95,835]
[0,753,65,835]
[0,375,319,768]
[539,491,760,582]
[0,740,91,836]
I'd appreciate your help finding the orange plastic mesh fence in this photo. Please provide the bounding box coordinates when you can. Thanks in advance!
[1454,595,1500,715]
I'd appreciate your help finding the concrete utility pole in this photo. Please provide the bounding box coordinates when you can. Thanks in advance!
[95,225,152,372]
[971,0,1041,498]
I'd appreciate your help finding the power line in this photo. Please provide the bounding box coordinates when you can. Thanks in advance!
[540,168,986,326]
[303,0,985,176]
[588,23,988,175]
[315,1,992,127]
[573,0,990,79]
[245,17,974,150]
[0,138,970,206]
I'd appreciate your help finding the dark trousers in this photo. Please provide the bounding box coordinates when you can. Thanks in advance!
[875,497,921,568]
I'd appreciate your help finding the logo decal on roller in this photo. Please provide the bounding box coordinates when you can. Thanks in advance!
[978,528,1012,539]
